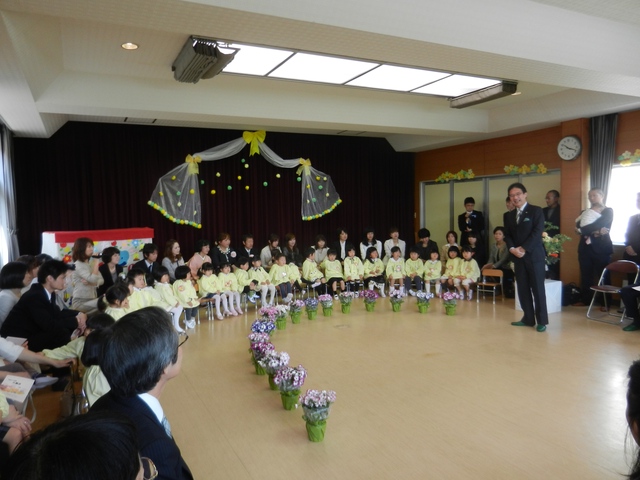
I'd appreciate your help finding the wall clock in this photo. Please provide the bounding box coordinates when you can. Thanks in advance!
[557,135,582,160]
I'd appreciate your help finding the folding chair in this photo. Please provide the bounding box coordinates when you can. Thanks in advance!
[587,260,640,323]
[476,269,504,304]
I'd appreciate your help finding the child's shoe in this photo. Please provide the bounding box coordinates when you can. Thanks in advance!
[229,309,238,316]
[409,289,416,296]
[236,306,243,315]
[186,319,196,329]
[468,290,473,301]
[378,283,386,297]
[216,313,224,320]
[223,309,232,317]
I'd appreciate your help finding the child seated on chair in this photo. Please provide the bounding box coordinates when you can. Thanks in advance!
[235,257,260,304]
[423,250,442,296]
[322,249,345,297]
[363,247,386,297]
[459,246,481,300]
[405,247,425,296]
[441,246,463,294]
[270,254,294,303]
[302,247,326,293]
[343,245,364,293]
[198,262,228,320]
[249,257,275,306]
[98,283,130,321]
[153,266,186,330]
[173,265,202,329]
[386,246,406,295]
[218,263,242,315]
[287,259,304,294]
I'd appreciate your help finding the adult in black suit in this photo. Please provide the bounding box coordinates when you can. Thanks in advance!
[573,189,613,306]
[458,196,485,247]
[92,307,193,480]
[0,260,86,351]
[97,247,124,296]
[330,228,355,262]
[239,234,260,260]
[132,243,161,285]
[504,183,548,332]
[624,192,640,282]
[413,228,439,261]
[542,190,561,279]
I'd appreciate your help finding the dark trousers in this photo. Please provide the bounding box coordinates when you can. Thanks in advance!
[579,246,610,304]
[620,285,640,326]
[514,257,548,326]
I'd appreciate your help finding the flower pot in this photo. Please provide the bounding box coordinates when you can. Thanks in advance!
[291,313,301,324]
[276,318,286,330]
[391,303,401,312]
[341,304,351,314]
[365,303,375,312]
[323,307,333,317]
[280,389,300,410]
[418,304,429,314]
[444,304,456,316]
[268,374,278,391]
[305,420,327,442]
[255,362,266,375]
[307,310,317,320]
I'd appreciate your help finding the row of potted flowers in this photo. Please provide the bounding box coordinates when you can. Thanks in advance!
[249,308,337,442]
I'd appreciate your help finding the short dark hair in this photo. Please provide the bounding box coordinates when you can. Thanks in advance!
[547,190,560,198]
[104,284,130,307]
[0,262,29,289]
[327,249,337,256]
[409,246,420,255]
[418,228,430,238]
[37,260,71,284]
[174,265,191,280]
[15,255,37,272]
[508,182,527,194]
[462,245,474,254]
[251,256,262,265]
[101,307,178,396]
[87,313,116,332]
[448,246,460,256]
[390,246,401,254]
[194,239,210,253]
[464,197,475,205]
[304,247,315,257]
[493,226,505,234]
[241,234,253,243]
[126,268,145,282]
[200,262,214,274]
[4,411,140,480]
[446,230,458,243]
[101,247,120,264]
[141,243,158,257]
[268,233,279,245]
[237,257,250,268]
[82,327,112,367]
[153,265,170,283]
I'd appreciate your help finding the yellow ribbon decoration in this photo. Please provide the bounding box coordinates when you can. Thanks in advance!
[242,130,266,156]
[185,155,201,175]
[296,158,312,176]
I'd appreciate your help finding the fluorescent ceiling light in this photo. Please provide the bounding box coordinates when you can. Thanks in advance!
[268,53,378,84]
[413,74,501,97]
[222,44,293,76]
[347,65,450,91]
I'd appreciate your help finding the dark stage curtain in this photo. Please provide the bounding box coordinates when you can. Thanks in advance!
[13,122,414,257]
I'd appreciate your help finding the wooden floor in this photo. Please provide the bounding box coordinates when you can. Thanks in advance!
[34,296,640,479]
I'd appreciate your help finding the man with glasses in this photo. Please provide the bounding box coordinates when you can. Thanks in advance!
[92,307,193,480]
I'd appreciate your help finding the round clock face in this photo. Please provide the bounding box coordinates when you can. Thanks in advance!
[557,135,582,160]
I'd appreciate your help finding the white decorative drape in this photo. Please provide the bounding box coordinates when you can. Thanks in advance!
[0,124,19,265]
[148,131,342,228]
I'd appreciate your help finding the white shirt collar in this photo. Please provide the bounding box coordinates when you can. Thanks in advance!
[519,202,528,213]
[138,393,164,423]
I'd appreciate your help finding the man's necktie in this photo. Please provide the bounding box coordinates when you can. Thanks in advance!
[516,209,522,224]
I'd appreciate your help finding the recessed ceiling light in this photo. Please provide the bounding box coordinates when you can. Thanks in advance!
[121,42,138,50]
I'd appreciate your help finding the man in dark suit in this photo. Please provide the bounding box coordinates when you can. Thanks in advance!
[0,260,86,351]
[624,192,640,279]
[239,234,260,260]
[92,307,193,480]
[458,197,485,246]
[132,243,161,285]
[504,183,549,332]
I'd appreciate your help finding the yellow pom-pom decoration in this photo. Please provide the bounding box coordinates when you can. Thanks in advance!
[244,164,249,169]
[323,177,327,181]
[316,176,320,181]
[189,189,194,194]
[159,192,163,196]
[211,190,216,194]
[237,176,242,180]
[177,202,182,207]
[245,186,249,190]
[171,176,176,180]
[198,224,202,229]
[276,174,281,179]
[216,172,221,177]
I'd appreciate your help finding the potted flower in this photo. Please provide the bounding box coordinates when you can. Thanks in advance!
[542,224,571,265]
[305,297,319,320]
[258,351,290,390]
[274,304,290,330]
[360,289,379,312]
[289,300,305,324]
[258,306,278,322]
[318,294,334,316]
[442,291,461,315]
[251,319,276,336]
[274,364,307,410]
[299,389,337,442]
[416,291,434,314]
[247,332,270,361]
[338,291,356,314]
[389,290,404,312]
[250,342,275,375]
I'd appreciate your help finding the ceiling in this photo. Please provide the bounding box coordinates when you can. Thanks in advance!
[1,0,640,152]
